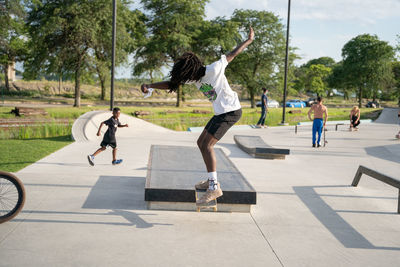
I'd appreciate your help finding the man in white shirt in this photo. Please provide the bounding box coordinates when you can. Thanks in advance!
[141,27,254,205]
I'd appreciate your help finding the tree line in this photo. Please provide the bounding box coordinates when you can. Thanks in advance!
[1,0,399,107]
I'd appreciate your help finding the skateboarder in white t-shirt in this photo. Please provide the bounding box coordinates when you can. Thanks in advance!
[141,27,255,205]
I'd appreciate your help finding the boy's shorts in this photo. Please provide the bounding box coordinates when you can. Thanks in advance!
[100,140,117,149]
[205,109,242,140]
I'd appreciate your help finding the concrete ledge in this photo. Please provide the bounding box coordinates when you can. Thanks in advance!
[234,135,290,160]
[145,145,256,212]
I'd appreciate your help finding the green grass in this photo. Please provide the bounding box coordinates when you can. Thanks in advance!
[0,136,73,172]
[0,123,73,140]
[130,107,382,131]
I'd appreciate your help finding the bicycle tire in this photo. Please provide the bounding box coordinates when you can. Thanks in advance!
[0,171,26,224]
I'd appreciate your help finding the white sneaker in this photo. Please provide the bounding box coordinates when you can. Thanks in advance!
[196,183,223,205]
[87,155,94,166]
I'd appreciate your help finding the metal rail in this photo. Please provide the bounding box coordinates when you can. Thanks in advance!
[351,165,400,214]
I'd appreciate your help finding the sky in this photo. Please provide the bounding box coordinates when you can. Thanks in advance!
[118,0,400,78]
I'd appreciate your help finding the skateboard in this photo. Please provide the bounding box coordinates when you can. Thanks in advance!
[195,189,217,212]
[323,127,328,147]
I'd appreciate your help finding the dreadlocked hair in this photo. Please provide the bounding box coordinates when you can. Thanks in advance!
[169,52,206,92]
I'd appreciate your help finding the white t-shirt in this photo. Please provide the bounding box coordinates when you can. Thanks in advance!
[189,55,241,115]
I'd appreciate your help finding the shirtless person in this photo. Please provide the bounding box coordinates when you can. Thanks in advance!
[308,96,328,147]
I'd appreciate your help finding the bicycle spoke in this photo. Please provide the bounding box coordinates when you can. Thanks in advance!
[1,190,18,198]
[1,183,16,196]
[0,198,14,210]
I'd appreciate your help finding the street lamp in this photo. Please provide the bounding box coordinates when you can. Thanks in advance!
[280,0,291,125]
[110,0,117,111]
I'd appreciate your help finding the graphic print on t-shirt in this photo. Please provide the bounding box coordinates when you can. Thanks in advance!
[199,83,217,102]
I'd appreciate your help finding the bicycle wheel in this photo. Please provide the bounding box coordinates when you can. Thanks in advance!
[0,171,25,223]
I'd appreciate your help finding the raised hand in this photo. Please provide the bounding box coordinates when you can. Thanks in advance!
[248,26,255,41]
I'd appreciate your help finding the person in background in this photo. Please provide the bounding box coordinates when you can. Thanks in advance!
[308,96,328,147]
[256,88,268,128]
[87,107,128,166]
[350,106,361,131]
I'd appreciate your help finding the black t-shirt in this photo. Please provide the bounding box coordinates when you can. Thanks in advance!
[261,94,268,108]
[103,117,121,143]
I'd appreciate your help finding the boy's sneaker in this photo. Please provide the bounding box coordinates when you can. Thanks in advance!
[87,155,95,166]
[312,144,316,148]
[196,183,223,205]
[195,179,209,190]
[112,159,123,165]
[317,143,321,147]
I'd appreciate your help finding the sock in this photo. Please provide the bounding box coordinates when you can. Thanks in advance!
[208,171,218,190]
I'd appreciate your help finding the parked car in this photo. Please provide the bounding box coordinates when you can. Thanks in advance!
[285,99,306,108]
[256,99,280,108]
[365,101,380,108]
[305,97,316,107]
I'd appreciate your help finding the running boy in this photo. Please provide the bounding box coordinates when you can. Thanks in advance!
[87,107,128,166]
[308,96,328,147]
[141,27,255,205]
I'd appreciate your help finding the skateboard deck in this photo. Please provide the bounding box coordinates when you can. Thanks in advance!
[195,189,217,212]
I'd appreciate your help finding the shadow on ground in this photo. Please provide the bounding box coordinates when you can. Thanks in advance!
[259,185,400,250]
[293,185,400,251]
[14,176,172,228]
[365,144,400,164]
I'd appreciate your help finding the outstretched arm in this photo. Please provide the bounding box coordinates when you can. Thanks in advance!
[226,27,254,63]
[141,81,170,94]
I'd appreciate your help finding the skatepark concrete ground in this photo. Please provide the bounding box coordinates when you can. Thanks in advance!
[1,108,399,267]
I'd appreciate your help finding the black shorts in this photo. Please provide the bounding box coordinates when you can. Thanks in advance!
[205,109,242,140]
[100,140,117,149]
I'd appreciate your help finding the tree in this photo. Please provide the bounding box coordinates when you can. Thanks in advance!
[328,62,354,100]
[26,0,142,106]
[341,34,395,107]
[137,0,209,107]
[392,61,400,105]
[303,64,331,97]
[0,0,28,91]
[293,57,335,96]
[304,57,335,68]
[191,17,240,64]
[92,6,146,100]
[226,9,286,108]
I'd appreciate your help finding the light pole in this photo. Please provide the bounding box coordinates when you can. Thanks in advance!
[110,0,117,111]
[280,0,291,125]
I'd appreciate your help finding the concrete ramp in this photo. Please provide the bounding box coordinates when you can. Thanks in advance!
[72,110,172,142]
[234,135,290,159]
[374,108,399,124]
[145,145,256,212]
